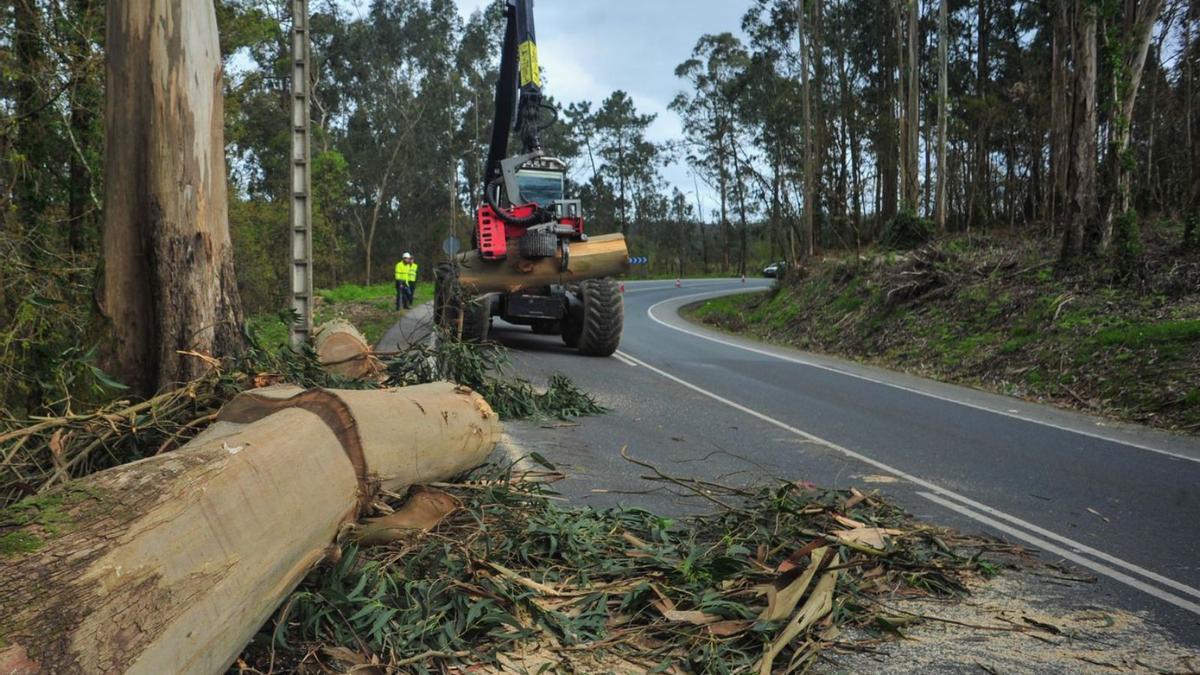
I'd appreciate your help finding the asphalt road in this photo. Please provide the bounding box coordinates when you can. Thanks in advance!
[470,278,1200,649]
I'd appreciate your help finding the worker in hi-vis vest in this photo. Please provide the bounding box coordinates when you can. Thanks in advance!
[394,252,418,310]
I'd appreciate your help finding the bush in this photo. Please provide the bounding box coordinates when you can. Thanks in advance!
[1112,209,1143,277]
[880,209,934,250]
[1184,211,1199,251]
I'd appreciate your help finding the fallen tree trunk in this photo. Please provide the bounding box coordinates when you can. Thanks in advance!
[313,319,381,380]
[455,232,630,294]
[0,382,501,675]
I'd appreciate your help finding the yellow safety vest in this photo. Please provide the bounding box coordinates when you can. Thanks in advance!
[394,261,418,282]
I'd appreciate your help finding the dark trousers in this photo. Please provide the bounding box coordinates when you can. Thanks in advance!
[396,280,414,309]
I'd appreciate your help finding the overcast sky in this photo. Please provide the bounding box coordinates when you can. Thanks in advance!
[453,0,754,212]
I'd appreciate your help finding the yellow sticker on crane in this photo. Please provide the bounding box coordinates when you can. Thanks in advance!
[518,40,541,87]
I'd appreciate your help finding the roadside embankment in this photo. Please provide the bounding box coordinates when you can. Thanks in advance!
[688,229,1199,432]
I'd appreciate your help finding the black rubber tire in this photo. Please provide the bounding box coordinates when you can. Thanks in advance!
[519,231,558,258]
[576,277,623,356]
[433,262,455,327]
[435,263,491,342]
[460,296,492,342]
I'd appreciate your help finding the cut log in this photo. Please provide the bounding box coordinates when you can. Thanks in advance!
[455,232,630,295]
[355,485,461,546]
[0,382,500,675]
[313,319,381,380]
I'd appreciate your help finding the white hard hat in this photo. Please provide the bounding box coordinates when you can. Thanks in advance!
[402,252,412,259]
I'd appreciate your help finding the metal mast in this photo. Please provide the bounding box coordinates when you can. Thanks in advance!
[289,0,313,347]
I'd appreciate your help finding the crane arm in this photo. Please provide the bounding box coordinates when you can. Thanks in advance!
[483,0,543,192]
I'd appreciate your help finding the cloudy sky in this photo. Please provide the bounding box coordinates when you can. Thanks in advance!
[452,0,754,210]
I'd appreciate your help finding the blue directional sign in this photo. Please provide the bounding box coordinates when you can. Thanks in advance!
[627,256,648,265]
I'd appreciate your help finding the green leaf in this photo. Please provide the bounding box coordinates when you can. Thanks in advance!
[88,365,129,391]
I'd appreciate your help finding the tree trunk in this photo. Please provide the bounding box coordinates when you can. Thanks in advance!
[1049,0,1072,233]
[935,0,949,230]
[66,0,101,254]
[1061,0,1098,261]
[0,383,501,674]
[972,0,990,228]
[102,0,245,396]
[1097,0,1166,249]
[14,0,48,244]
[905,0,920,210]
[799,0,816,256]
[455,233,630,294]
[1188,3,1199,239]
[895,0,908,208]
[314,320,381,379]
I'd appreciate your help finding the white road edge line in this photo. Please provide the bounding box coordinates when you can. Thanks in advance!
[645,291,1200,466]
[919,492,1200,615]
[613,348,1200,616]
[611,352,639,367]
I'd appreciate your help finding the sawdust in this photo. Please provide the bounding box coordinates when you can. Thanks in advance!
[823,570,1200,673]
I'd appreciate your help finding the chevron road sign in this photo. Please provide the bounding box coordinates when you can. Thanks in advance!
[627,256,649,265]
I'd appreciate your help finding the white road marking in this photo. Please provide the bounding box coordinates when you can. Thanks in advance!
[499,432,539,473]
[645,291,1200,465]
[919,492,1200,615]
[611,352,639,367]
[622,279,756,294]
[613,347,1200,617]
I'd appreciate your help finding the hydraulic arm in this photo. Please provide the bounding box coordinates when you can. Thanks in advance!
[438,0,626,358]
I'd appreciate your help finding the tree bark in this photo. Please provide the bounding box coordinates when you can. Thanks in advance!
[14,0,48,244]
[66,0,102,254]
[1097,0,1166,249]
[799,0,816,256]
[905,0,920,210]
[1049,0,1072,232]
[314,320,381,380]
[102,0,245,395]
[972,0,990,228]
[455,233,630,294]
[0,383,501,674]
[1061,0,1099,261]
[935,0,949,230]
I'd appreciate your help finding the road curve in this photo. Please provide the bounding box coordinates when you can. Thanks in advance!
[483,278,1200,645]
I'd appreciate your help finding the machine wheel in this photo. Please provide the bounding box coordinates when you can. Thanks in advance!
[435,263,491,342]
[576,277,623,356]
[433,262,455,327]
[460,296,492,342]
[519,231,558,258]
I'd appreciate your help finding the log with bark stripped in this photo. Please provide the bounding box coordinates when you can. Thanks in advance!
[0,382,501,675]
[454,232,630,294]
[313,319,381,380]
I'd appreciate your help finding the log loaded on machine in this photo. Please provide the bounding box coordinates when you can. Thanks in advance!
[435,0,629,356]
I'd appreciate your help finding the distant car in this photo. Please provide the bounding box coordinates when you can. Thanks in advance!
[762,261,786,278]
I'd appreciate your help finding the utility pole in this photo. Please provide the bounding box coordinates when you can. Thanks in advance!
[289,0,313,348]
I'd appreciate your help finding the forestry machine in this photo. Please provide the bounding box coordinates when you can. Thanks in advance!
[434,0,627,356]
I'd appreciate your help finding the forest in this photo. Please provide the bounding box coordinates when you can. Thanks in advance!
[1,0,1198,417]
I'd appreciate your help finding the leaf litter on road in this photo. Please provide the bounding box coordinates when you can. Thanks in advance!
[241,454,1010,673]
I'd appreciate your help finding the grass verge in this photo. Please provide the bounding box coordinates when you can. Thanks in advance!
[248,282,434,350]
[687,228,1200,431]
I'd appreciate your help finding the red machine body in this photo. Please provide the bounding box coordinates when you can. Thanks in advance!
[475,203,585,261]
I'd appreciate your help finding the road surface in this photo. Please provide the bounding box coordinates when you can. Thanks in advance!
[434,278,1200,649]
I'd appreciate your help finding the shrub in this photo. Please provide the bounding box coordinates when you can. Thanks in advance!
[1111,209,1143,277]
[880,209,934,250]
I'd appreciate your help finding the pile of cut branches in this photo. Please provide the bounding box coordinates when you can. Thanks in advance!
[0,332,603,508]
[386,330,606,420]
[241,463,996,673]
